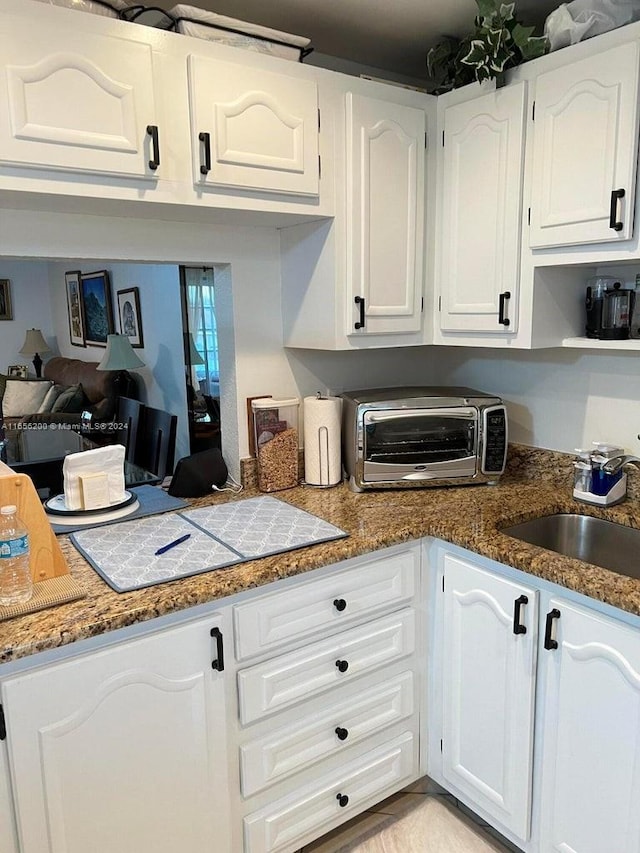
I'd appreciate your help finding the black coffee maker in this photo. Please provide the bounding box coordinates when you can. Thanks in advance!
[585,277,634,340]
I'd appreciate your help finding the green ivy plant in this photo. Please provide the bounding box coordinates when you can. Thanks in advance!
[426,0,549,94]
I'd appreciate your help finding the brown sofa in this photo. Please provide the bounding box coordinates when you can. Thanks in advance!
[2,356,136,429]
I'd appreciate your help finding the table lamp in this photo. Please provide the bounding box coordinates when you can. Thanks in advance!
[19,328,51,378]
[97,334,145,398]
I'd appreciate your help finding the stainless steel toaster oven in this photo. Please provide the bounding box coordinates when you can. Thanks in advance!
[341,386,508,491]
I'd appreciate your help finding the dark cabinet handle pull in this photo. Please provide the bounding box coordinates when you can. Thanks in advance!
[609,188,625,231]
[210,627,224,671]
[335,726,349,741]
[333,598,347,612]
[336,793,349,807]
[544,609,561,650]
[335,659,349,673]
[513,595,528,635]
[146,125,160,171]
[199,131,211,176]
[498,291,511,327]
[354,296,365,330]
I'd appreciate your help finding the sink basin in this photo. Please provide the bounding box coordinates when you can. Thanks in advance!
[502,513,640,579]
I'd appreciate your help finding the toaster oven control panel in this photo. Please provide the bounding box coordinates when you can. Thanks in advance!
[482,406,507,474]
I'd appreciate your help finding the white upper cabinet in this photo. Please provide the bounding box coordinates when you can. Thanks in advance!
[346,93,425,336]
[188,56,319,196]
[529,42,640,248]
[0,14,159,180]
[438,83,526,333]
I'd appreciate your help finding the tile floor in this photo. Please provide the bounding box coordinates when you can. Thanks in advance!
[297,777,522,853]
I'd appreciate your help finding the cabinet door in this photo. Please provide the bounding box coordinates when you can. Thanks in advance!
[441,553,537,841]
[346,92,425,336]
[439,83,526,333]
[538,599,640,852]
[0,16,160,180]
[2,618,231,853]
[530,42,640,248]
[0,743,18,853]
[188,56,319,196]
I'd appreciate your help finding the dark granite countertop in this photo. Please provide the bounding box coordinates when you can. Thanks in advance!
[2,446,640,666]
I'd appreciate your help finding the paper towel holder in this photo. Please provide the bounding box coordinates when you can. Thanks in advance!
[302,392,342,489]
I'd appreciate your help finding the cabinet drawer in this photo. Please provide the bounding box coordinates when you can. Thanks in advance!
[234,544,418,660]
[238,609,415,725]
[240,671,414,796]
[243,732,416,853]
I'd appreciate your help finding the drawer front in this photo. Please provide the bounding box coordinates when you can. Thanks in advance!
[244,732,416,853]
[238,609,415,725]
[240,671,414,797]
[234,544,418,660]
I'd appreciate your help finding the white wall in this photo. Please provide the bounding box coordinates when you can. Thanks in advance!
[428,346,640,456]
[0,207,295,480]
[0,261,56,376]
[3,210,640,469]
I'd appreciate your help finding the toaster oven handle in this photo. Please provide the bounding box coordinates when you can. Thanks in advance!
[365,408,477,423]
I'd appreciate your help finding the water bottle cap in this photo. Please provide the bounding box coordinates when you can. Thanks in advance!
[0,505,17,515]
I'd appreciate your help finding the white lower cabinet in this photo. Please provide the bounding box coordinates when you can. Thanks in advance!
[236,542,422,853]
[243,732,416,853]
[538,598,640,853]
[440,551,537,841]
[1,615,231,853]
[431,540,640,853]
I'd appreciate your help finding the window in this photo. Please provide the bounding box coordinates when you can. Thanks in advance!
[182,266,219,395]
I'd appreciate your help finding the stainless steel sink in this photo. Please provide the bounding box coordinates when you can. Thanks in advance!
[502,513,640,579]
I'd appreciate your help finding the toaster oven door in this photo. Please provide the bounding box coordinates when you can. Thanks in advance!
[362,407,478,483]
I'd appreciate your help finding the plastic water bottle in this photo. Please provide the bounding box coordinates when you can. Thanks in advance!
[0,505,32,606]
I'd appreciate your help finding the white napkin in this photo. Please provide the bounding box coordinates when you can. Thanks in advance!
[63,444,126,510]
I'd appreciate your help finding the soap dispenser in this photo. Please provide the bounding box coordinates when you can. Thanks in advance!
[572,442,627,506]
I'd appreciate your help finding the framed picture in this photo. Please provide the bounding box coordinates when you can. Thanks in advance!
[0,279,12,320]
[7,364,28,378]
[116,287,144,348]
[80,270,114,348]
[65,270,85,347]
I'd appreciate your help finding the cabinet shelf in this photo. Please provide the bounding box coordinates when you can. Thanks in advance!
[562,337,640,350]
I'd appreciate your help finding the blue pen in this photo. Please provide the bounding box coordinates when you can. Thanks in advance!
[155,533,191,556]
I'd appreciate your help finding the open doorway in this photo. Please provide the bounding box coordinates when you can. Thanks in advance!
[180,266,221,454]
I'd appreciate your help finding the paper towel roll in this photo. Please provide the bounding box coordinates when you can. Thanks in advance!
[303,395,342,486]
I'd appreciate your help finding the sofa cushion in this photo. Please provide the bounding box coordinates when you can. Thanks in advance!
[2,379,53,417]
[37,383,66,413]
[51,383,87,413]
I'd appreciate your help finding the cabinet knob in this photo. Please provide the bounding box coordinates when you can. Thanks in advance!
[335,726,349,741]
[336,793,349,808]
[335,659,349,673]
[333,598,347,612]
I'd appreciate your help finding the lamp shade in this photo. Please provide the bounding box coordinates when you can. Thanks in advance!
[19,328,50,356]
[184,332,205,366]
[97,334,145,371]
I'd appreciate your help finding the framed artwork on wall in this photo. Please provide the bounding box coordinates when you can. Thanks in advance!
[65,270,85,347]
[116,287,144,348]
[80,270,114,347]
[0,279,12,320]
